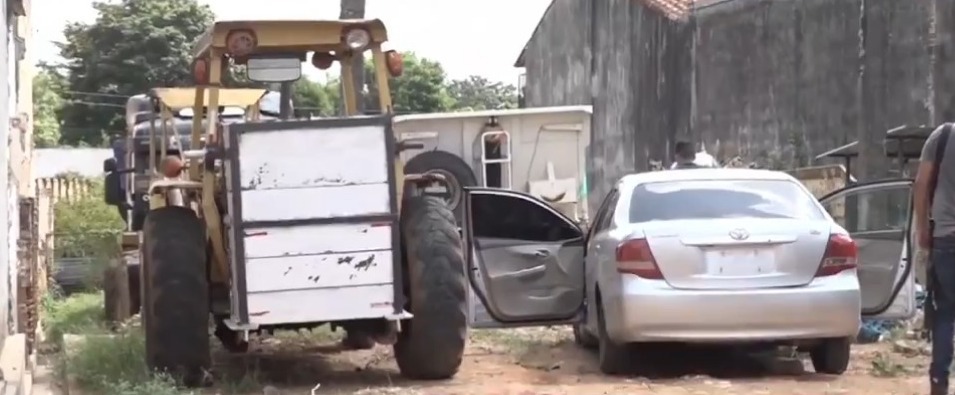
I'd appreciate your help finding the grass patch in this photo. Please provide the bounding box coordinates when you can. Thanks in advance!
[869,351,911,377]
[64,329,191,394]
[42,291,107,345]
[44,292,194,394]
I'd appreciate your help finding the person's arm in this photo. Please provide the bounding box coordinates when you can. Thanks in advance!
[914,125,943,235]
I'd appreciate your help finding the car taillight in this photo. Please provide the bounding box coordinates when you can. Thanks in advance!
[815,233,858,277]
[616,238,663,279]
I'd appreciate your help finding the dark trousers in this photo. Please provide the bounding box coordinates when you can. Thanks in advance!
[931,237,955,387]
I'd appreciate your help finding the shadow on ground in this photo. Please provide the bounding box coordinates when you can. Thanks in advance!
[207,328,848,393]
[210,337,437,393]
[512,335,841,384]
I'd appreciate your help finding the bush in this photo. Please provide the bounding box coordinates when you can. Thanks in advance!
[44,291,192,394]
[53,176,126,289]
[65,328,191,394]
[42,291,106,345]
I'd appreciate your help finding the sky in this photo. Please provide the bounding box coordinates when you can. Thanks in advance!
[31,0,553,85]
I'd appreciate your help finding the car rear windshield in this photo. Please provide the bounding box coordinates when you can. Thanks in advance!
[629,179,826,222]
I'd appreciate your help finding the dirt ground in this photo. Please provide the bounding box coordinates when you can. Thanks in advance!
[204,327,930,395]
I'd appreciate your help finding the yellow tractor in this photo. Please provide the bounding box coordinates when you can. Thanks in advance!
[140,19,466,386]
[103,87,277,316]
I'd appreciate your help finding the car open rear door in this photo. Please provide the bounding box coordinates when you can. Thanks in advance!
[818,179,916,320]
[463,187,585,328]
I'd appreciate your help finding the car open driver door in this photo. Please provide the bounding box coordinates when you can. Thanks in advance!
[818,179,917,320]
[463,187,585,328]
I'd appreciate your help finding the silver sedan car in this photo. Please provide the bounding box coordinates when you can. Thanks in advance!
[463,168,916,376]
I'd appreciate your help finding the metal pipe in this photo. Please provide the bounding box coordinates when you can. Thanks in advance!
[279,81,293,120]
[148,100,157,175]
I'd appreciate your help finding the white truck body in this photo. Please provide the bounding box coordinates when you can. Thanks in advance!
[395,106,593,221]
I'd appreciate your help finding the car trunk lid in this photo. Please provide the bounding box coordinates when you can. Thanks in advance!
[639,218,832,290]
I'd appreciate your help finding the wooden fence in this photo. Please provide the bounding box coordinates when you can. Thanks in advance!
[35,177,95,204]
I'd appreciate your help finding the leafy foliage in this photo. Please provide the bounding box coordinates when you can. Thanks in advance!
[293,77,340,117]
[364,52,455,114]
[50,0,518,146]
[448,75,519,111]
[33,68,67,147]
[57,0,214,146]
[65,326,185,394]
[42,291,105,345]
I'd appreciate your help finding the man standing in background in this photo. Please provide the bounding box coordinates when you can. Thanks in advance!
[670,141,700,169]
[915,123,955,395]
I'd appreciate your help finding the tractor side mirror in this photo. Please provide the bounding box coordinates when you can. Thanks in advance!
[103,158,118,173]
[103,171,124,206]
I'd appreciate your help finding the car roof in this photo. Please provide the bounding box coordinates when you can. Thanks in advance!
[620,168,797,186]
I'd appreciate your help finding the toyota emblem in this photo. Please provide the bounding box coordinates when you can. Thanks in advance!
[729,228,750,241]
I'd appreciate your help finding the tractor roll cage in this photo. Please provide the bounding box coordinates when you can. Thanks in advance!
[139,87,265,178]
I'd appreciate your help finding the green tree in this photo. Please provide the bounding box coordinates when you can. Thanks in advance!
[33,69,66,147]
[57,0,214,146]
[293,77,339,118]
[448,75,518,111]
[364,53,454,114]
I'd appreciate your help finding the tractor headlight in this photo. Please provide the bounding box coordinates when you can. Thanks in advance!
[344,28,370,50]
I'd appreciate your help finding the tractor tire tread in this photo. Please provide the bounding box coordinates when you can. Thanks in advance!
[394,196,467,380]
[142,206,210,387]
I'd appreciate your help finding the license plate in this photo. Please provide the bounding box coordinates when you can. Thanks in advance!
[705,248,775,276]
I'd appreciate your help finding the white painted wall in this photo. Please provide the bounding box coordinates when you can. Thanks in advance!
[0,0,12,339]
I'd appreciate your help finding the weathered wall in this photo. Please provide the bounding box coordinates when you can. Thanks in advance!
[521,0,939,193]
[522,0,690,210]
[693,0,860,168]
[587,0,635,210]
[694,0,930,176]
[519,0,592,108]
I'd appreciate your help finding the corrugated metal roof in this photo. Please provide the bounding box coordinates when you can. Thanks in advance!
[33,148,113,179]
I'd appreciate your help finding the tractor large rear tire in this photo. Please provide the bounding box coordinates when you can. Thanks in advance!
[142,206,210,387]
[394,196,467,380]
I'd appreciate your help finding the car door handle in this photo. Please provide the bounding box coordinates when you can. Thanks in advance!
[503,265,547,280]
[534,250,550,258]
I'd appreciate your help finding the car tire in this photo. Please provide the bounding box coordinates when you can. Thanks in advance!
[809,337,851,375]
[141,206,210,387]
[597,301,632,375]
[394,196,468,380]
[573,321,598,350]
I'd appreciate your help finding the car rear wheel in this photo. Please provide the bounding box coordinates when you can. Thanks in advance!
[597,301,632,375]
[809,337,851,375]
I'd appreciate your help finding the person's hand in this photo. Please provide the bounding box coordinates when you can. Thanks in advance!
[918,223,933,249]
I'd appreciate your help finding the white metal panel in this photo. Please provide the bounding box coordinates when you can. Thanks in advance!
[245,250,392,292]
[247,284,396,325]
[243,223,392,259]
[237,125,389,190]
[240,183,391,222]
